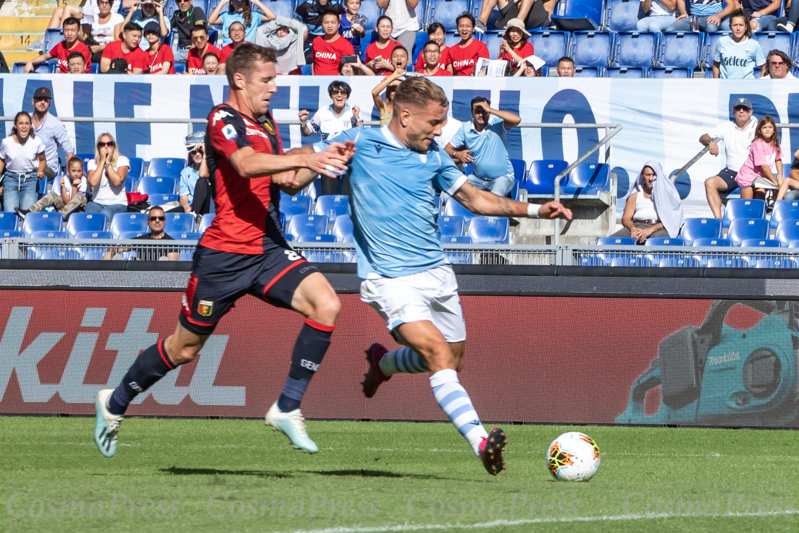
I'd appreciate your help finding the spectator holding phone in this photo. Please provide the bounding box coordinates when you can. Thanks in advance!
[713,9,766,78]
[311,12,355,74]
[413,22,453,73]
[365,16,398,74]
[209,0,275,46]
[340,0,367,57]
[497,18,533,71]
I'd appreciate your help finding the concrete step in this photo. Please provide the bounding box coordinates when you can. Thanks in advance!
[8,0,60,17]
[0,17,51,34]
[3,51,41,64]
[0,34,44,52]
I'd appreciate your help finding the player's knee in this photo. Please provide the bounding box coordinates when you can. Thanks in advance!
[311,294,340,324]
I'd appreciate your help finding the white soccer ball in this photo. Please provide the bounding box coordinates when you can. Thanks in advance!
[547,432,601,482]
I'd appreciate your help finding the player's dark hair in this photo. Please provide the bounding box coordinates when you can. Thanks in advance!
[67,51,85,63]
[376,15,393,28]
[557,56,574,66]
[456,12,475,28]
[470,96,490,111]
[191,23,209,35]
[123,22,141,33]
[148,206,166,216]
[393,77,449,110]
[427,22,445,36]
[322,11,340,21]
[67,155,84,169]
[62,17,81,29]
[328,80,351,97]
[225,43,277,86]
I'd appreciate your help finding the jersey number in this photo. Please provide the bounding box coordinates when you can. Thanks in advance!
[284,249,302,262]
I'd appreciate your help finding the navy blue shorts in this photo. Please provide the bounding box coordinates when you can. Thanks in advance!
[717,167,739,192]
[179,245,319,336]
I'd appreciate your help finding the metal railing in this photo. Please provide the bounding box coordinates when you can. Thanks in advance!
[567,244,799,268]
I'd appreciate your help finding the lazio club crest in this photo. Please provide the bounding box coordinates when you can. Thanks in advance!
[198,300,214,317]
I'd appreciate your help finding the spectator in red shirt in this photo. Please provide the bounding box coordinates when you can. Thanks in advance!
[203,52,221,74]
[187,24,221,74]
[498,18,533,71]
[68,52,88,73]
[416,41,453,76]
[364,15,397,75]
[414,22,453,74]
[142,21,174,74]
[100,23,147,73]
[382,45,408,75]
[449,13,489,76]
[218,21,245,74]
[311,12,354,75]
[24,17,91,73]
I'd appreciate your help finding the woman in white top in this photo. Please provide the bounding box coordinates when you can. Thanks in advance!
[378,0,419,52]
[86,132,130,221]
[0,112,46,212]
[86,0,125,62]
[612,163,671,243]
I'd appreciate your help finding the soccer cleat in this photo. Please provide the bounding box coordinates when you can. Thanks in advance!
[265,402,318,454]
[475,20,488,33]
[361,343,391,398]
[93,389,123,458]
[14,208,28,220]
[479,427,508,476]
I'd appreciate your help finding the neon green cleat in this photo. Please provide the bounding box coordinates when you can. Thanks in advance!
[93,389,123,458]
[265,402,319,454]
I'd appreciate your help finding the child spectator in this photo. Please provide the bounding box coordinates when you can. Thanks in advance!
[209,0,275,46]
[713,9,766,78]
[449,13,488,76]
[339,55,375,75]
[498,18,533,71]
[365,16,398,75]
[15,156,88,220]
[187,24,220,74]
[777,149,799,201]
[86,132,130,220]
[24,17,91,73]
[143,21,174,73]
[170,0,206,62]
[0,112,46,212]
[219,21,246,73]
[414,23,452,73]
[312,12,355,75]
[734,115,783,200]
[340,0,367,57]
[100,23,148,73]
[203,52,222,74]
[416,41,453,76]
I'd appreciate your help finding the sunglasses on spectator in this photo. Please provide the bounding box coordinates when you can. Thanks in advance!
[97,141,115,147]
[330,89,348,94]
[770,61,785,66]
[188,147,204,153]
[148,216,166,221]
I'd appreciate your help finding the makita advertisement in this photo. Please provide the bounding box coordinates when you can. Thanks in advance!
[1,291,797,428]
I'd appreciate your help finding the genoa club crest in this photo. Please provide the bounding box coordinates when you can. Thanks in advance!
[198,300,214,317]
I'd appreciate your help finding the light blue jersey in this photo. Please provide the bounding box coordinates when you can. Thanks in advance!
[714,35,765,80]
[316,126,467,279]
[448,116,514,180]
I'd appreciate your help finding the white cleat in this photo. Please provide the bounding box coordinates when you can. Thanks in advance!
[264,402,319,454]
[93,389,123,458]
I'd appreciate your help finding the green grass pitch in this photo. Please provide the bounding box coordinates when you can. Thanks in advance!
[1,417,797,533]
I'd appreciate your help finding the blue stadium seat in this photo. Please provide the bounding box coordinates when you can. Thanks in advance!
[755,258,796,269]
[174,62,186,74]
[571,31,613,67]
[146,158,185,179]
[443,199,478,224]
[66,213,107,237]
[562,163,610,195]
[297,233,336,243]
[258,0,295,19]
[645,237,685,246]
[658,31,702,69]
[22,212,63,236]
[30,230,69,239]
[604,66,647,77]
[416,0,430,26]
[528,30,570,67]
[314,195,349,221]
[359,0,384,28]
[573,66,601,76]
[706,258,747,268]
[411,31,429,64]
[117,230,147,240]
[434,196,442,213]
[702,32,728,70]
[198,213,215,233]
[614,31,658,68]
[468,217,509,244]
[722,199,766,228]
[482,32,505,58]
[775,219,799,246]
[605,0,641,32]
[770,200,799,229]
[754,32,792,60]
[0,212,18,231]
[510,158,526,184]
[596,236,636,245]
[679,217,721,244]
[174,232,200,240]
[287,215,329,237]
[139,176,178,195]
[525,160,568,195]
[610,255,652,267]
[692,238,731,247]
[296,234,337,263]
[165,213,195,234]
[429,0,471,31]
[74,231,114,260]
[551,0,603,30]
[284,233,296,242]
[789,240,799,248]
[659,257,701,268]
[127,157,145,184]
[649,66,692,78]
[332,214,353,242]
[149,194,179,205]
[439,215,465,237]
[727,218,769,246]
[441,235,473,264]
[281,195,312,220]
[578,255,606,266]
[110,213,148,238]
[44,28,65,53]
[38,248,80,260]
[28,231,73,260]
[13,62,53,74]
[740,238,780,248]
[0,230,23,239]
[75,153,93,175]
[443,31,462,48]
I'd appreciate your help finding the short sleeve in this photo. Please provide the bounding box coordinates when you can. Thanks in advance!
[87,159,97,172]
[35,138,45,155]
[179,168,191,196]
[433,147,467,195]
[309,111,322,133]
[751,141,768,166]
[447,123,467,148]
[130,50,148,71]
[714,39,723,62]
[707,122,725,140]
[209,107,252,158]
[116,155,130,170]
[754,43,766,66]
[0,140,7,160]
[478,42,489,59]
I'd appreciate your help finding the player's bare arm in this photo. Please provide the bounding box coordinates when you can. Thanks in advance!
[228,143,350,182]
[452,181,573,220]
[285,141,357,194]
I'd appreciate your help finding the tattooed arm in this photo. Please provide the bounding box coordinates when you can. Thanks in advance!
[451,181,573,220]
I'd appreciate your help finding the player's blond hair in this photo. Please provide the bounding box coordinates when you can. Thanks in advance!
[392,77,449,110]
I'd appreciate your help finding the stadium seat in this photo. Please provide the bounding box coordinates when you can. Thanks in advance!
[610,255,652,267]
[146,158,185,179]
[296,233,336,243]
[579,255,606,266]
[604,66,647,77]
[117,230,146,240]
[0,212,18,231]
[702,32,728,70]
[614,31,658,68]
[76,153,93,175]
[165,213,195,234]
[571,31,613,68]
[439,215,465,237]
[722,199,766,228]
[22,212,63,236]
[649,67,692,78]
[482,31,505,58]
[754,32,792,60]
[148,194,179,205]
[510,158,527,183]
[441,235,473,264]
[44,28,65,53]
[775,219,799,246]
[74,231,114,260]
[28,231,73,260]
[679,218,721,244]
[30,230,69,239]
[740,239,780,248]
[551,0,603,30]
[755,258,796,269]
[257,0,295,19]
[429,0,471,31]
[468,217,509,244]
[605,0,641,32]
[659,257,701,268]
[443,199,478,225]
[110,213,148,238]
[562,163,610,195]
[769,200,799,229]
[174,62,186,74]
[332,214,354,242]
[596,237,636,245]
[434,196,442,213]
[12,61,54,74]
[692,238,731,247]
[528,30,570,67]
[573,66,601,76]
[645,237,685,246]
[358,0,384,28]
[296,234,337,263]
[658,31,702,69]
[127,157,145,184]
[314,195,349,221]
[0,230,22,238]
[525,160,568,195]
[138,176,178,195]
[281,195,313,221]
[66,213,107,237]
[287,215,328,237]
[198,213,215,233]
[706,258,746,268]
[727,218,769,246]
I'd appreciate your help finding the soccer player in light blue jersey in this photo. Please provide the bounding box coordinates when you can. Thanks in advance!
[314,77,572,476]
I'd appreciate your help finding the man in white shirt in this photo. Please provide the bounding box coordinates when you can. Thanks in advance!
[378,0,419,52]
[702,98,757,219]
[761,50,796,79]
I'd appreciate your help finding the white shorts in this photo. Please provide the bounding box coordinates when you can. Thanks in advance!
[360,265,466,343]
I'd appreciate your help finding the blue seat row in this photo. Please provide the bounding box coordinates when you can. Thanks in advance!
[525,161,611,196]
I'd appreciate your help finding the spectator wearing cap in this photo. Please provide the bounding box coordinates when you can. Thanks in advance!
[762,50,795,79]
[218,21,246,74]
[143,20,174,73]
[414,23,453,74]
[170,131,212,216]
[170,0,206,63]
[186,24,220,74]
[416,41,453,76]
[24,17,91,73]
[101,23,148,73]
[448,13,489,76]
[378,0,419,52]
[498,18,534,72]
[311,12,355,75]
[202,52,221,74]
[116,0,170,51]
[556,56,574,76]
[209,0,274,46]
[106,58,130,73]
[30,87,76,181]
[68,52,88,73]
[702,97,757,219]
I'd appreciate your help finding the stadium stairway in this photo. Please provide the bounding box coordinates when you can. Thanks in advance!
[0,0,54,65]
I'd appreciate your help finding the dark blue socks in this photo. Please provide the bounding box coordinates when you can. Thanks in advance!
[108,339,175,415]
[277,319,334,412]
